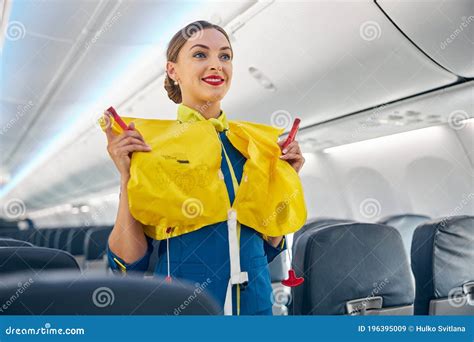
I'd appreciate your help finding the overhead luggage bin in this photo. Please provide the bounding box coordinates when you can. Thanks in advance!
[377,0,474,78]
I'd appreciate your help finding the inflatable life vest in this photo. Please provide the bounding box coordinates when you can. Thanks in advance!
[99,104,307,241]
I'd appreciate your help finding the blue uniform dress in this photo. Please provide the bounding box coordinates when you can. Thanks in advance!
[107,129,287,315]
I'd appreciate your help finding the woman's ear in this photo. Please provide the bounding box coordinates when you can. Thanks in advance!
[166,61,178,81]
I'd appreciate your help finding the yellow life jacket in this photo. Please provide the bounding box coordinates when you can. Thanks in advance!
[100,104,307,240]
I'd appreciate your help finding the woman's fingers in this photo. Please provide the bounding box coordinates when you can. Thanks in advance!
[103,113,115,142]
[118,144,152,155]
[279,153,301,160]
[116,136,150,149]
[117,129,145,143]
[282,142,301,155]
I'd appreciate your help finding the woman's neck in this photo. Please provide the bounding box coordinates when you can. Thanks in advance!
[182,99,221,119]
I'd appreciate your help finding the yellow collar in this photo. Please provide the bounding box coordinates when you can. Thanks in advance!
[177,103,229,132]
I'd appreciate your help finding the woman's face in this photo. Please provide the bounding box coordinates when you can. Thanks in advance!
[167,28,233,106]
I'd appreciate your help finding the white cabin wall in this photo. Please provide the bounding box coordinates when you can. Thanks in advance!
[300,123,473,222]
[453,120,474,167]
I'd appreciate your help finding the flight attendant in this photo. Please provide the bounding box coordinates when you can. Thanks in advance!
[104,20,305,315]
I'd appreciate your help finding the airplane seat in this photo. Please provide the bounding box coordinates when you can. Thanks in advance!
[411,215,474,315]
[36,229,50,247]
[378,214,431,262]
[83,226,113,271]
[268,218,353,315]
[287,219,355,315]
[146,239,161,276]
[293,218,355,245]
[0,270,221,315]
[66,227,90,265]
[0,238,34,247]
[26,229,39,245]
[54,228,70,250]
[46,228,59,248]
[0,223,20,239]
[270,218,354,281]
[290,222,414,315]
[11,229,31,242]
[0,247,80,274]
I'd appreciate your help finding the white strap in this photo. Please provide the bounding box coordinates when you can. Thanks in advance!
[223,279,233,315]
[166,238,170,278]
[223,209,248,315]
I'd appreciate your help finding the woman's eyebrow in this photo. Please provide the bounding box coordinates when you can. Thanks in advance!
[189,44,232,51]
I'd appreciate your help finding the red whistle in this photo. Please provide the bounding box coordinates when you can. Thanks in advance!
[106,106,130,131]
[281,118,301,150]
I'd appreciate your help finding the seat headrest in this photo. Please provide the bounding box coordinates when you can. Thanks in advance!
[296,222,414,315]
[377,214,431,260]
[84,227,112,261]
[0,271,221,315]
[0,247,80,274]
[0,238,33,247]
[411,215,474,314]
[378,214,431,226]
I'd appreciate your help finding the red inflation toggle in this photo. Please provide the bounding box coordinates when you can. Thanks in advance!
[281,269,304,287]
[281,118,301,150]
[106,106,131,131]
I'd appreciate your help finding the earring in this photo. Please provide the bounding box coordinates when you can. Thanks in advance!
[174,80,178,86]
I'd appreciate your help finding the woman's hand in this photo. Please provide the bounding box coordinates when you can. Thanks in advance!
[278,140,305,173]
[103,113,152,179]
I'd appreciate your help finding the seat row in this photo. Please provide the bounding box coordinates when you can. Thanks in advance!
[286,215,473,315]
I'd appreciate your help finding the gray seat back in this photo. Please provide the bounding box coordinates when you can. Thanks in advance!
[0,271,221,315]
[378,214,431,262]
[0,247,80,274]
[411,215,474,315]
[0,238,34,247]
[290,222,414,315]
